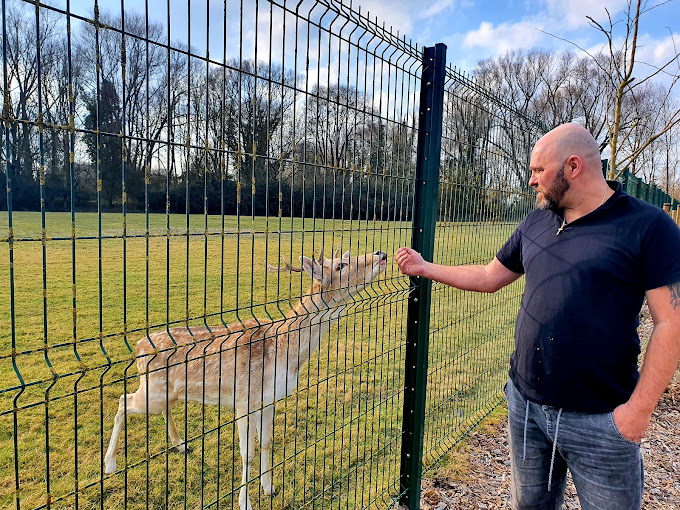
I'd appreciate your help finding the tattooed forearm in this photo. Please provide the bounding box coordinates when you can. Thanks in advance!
[668,281,680,309]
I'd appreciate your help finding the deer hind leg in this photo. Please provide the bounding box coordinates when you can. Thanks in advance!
[236,408,257,510]
[104,390,151,474]
[257,405,276,496]
[104,375,174,474]
[162,407,187,453]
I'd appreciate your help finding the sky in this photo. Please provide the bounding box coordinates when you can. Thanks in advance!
[357,0,680,73]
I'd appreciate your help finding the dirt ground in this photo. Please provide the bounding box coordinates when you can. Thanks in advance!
[419,305,680,509]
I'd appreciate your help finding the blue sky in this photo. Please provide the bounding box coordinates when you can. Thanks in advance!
[362,0,680,72]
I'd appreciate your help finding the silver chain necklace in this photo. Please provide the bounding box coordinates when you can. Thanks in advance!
[556,188,609,236]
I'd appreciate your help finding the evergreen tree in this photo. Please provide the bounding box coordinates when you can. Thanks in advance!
[83,78,122,207]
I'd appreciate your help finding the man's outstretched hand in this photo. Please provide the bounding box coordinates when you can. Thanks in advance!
[395,247,427,277]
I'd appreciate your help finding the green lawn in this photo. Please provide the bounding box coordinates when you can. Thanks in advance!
[0,211,521,509]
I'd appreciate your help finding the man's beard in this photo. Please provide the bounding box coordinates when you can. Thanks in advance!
[536,167,570,212]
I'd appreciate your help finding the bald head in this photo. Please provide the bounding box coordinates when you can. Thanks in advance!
[529,123,611,215]
[534,123,601,175]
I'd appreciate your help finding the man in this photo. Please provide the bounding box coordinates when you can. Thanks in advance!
[395,123,680,509]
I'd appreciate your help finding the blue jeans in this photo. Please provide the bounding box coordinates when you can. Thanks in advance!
[505,378,644,510]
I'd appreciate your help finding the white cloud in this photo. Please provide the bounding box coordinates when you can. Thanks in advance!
[649,35,680,66]
[463,20,545,53]
[419,0,455,19]
[351,0,414,35]
[630,34,680,88]
[453,0,637,65]
[585,33,679,68]
[544,0,629,30]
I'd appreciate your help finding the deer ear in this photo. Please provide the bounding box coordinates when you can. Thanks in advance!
[342,250,351,259]
[300,256,324,282]
[300,256,314,276]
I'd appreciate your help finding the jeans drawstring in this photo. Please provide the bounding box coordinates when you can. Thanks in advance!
[522,400,529,464]
[547,408,563,491]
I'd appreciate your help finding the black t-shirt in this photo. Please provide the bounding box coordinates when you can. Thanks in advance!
[497,182,680,413]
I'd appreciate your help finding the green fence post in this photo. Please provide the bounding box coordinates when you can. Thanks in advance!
[399,42,446,510]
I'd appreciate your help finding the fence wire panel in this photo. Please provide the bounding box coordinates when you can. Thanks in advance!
[618,167,678,208]
[0,0,422,508]
[420,68,543,470]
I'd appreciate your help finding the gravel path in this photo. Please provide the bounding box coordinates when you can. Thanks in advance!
[419,305,680,509]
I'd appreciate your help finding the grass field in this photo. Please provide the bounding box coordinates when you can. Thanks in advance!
[0,211,522,510]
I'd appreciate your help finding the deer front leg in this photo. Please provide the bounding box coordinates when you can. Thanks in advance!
[257,405,276,496]
[162,407,187,453]
[237,410,256,510]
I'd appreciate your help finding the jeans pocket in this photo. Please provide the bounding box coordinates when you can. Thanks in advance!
[608,412,641,446]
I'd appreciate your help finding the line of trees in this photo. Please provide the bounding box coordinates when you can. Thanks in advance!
[0,4,420,221]
[438,41,679,218]
[471,48,679,197]
[426,42,678,222]
[2,1,676,220]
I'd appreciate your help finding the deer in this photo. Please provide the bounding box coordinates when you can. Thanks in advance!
[104,248,388,510]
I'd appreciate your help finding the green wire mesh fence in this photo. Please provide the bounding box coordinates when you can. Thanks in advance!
[617,167,680,209]
[600,159,679,210]
[0,1,542,509]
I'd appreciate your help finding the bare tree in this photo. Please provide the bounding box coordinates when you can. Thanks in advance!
[656,98,680,193]
[0,0,87,209]
[302,84,378,169]
[474,50,569,186]
[569,54,611,150]
[74,10,192,210]
[574,0,680,179]
[475,49,610,149]
[207,59,300,214]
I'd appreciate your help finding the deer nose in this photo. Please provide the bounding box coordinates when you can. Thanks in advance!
[374,250,387,261]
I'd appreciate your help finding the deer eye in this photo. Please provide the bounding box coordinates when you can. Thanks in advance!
[335,261,348,272]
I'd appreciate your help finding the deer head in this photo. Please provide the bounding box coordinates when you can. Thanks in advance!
[269,247,387,304]
[298,248,388,302]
